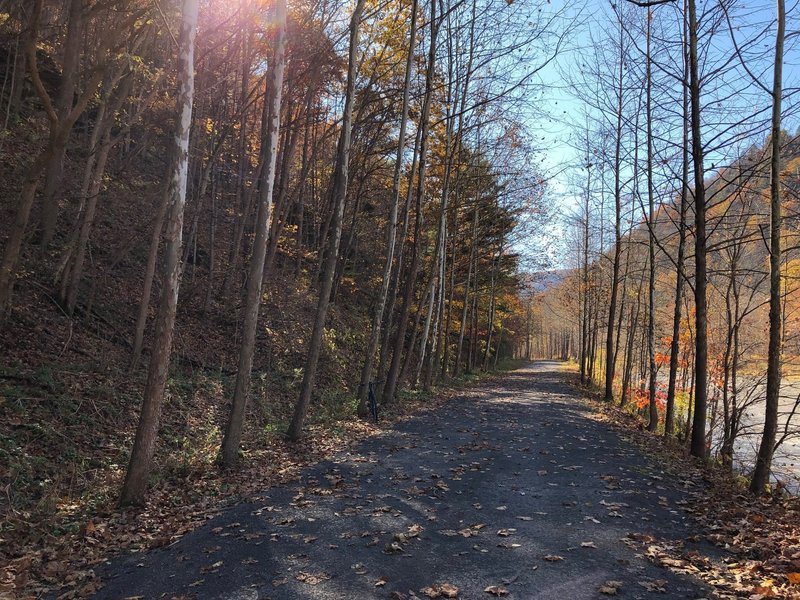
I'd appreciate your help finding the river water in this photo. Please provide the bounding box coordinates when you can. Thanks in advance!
[706,379,800,491]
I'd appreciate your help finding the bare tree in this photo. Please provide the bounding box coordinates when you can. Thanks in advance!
[287,0,367,440]
[120,0,199,506]
[221,0,288,467]
[751,0,785,493]
[356,0,419,418]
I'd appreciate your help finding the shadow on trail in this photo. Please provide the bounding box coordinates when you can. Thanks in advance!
[91,362,714,600]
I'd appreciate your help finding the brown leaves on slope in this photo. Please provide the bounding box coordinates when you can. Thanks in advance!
[1,419,378,599]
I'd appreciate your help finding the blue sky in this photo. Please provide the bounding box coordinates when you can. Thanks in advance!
[523,0,800,269]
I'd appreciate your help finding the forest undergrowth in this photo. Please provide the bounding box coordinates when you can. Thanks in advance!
[1,293,524,599]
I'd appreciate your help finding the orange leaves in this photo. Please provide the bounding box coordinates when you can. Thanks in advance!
[654,351,671,367]
[630,386,666,412]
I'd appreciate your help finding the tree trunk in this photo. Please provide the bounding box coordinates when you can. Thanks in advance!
[645,10,658,432]
[750,0,784,493]
[454,200,478,377]
[39,0,84,249]
[119,0,198,506]
[665,2,689,436]
[287,0,365,440]
[580,160,591,384]
[688,0,709,459]
[220,0,288,467]
[604,14,625,402]
[376,125,422,395]
[381,0,438,405]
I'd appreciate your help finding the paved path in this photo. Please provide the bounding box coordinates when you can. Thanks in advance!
[93,362,712,599]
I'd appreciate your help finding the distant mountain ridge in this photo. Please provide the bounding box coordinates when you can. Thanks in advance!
[530,269,572,292]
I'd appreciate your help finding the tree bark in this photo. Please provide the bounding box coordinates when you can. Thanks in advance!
[287,0,366,440]
[39,0,84,250]
[688,0,709,459]
[382,0,438,405]
[454,200,478,377]
[119,0,198,506]
[604,13,625,402]
[645,9,658,432]
[221,0,288,466]
[665,1,689,436]
[356,0,418,414]
[750,0,784,493]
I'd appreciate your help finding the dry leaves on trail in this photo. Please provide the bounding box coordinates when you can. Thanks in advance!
[598,580,623,595]
[421,582,459,598]
[5,418,386,599]
[394,523,425,544]
[496,528,516,537]
[295,571,330,585]
[484,585,510,596]
[638,579,667,592]
[586,390,800,598]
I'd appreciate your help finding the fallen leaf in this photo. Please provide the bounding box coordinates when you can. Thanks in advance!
[296,571,330,585]
[496,528,516,537]
[753,584,777,597]
[439,583,459,598]
[384,541,404,553]
[200,560,223,573]
[638,579,667,592]
[543,555,564,562]
[421,583,459,598]
[484,585,509,596]
[599,580,623,595]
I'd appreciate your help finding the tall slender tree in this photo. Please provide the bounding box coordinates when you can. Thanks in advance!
[356,0,419,418]
[750,0,785,493]
[687,0,709,459]
[287,0,367,440]
[120,0,199,505]
[382,0,439,405]
[221,0,288,467]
